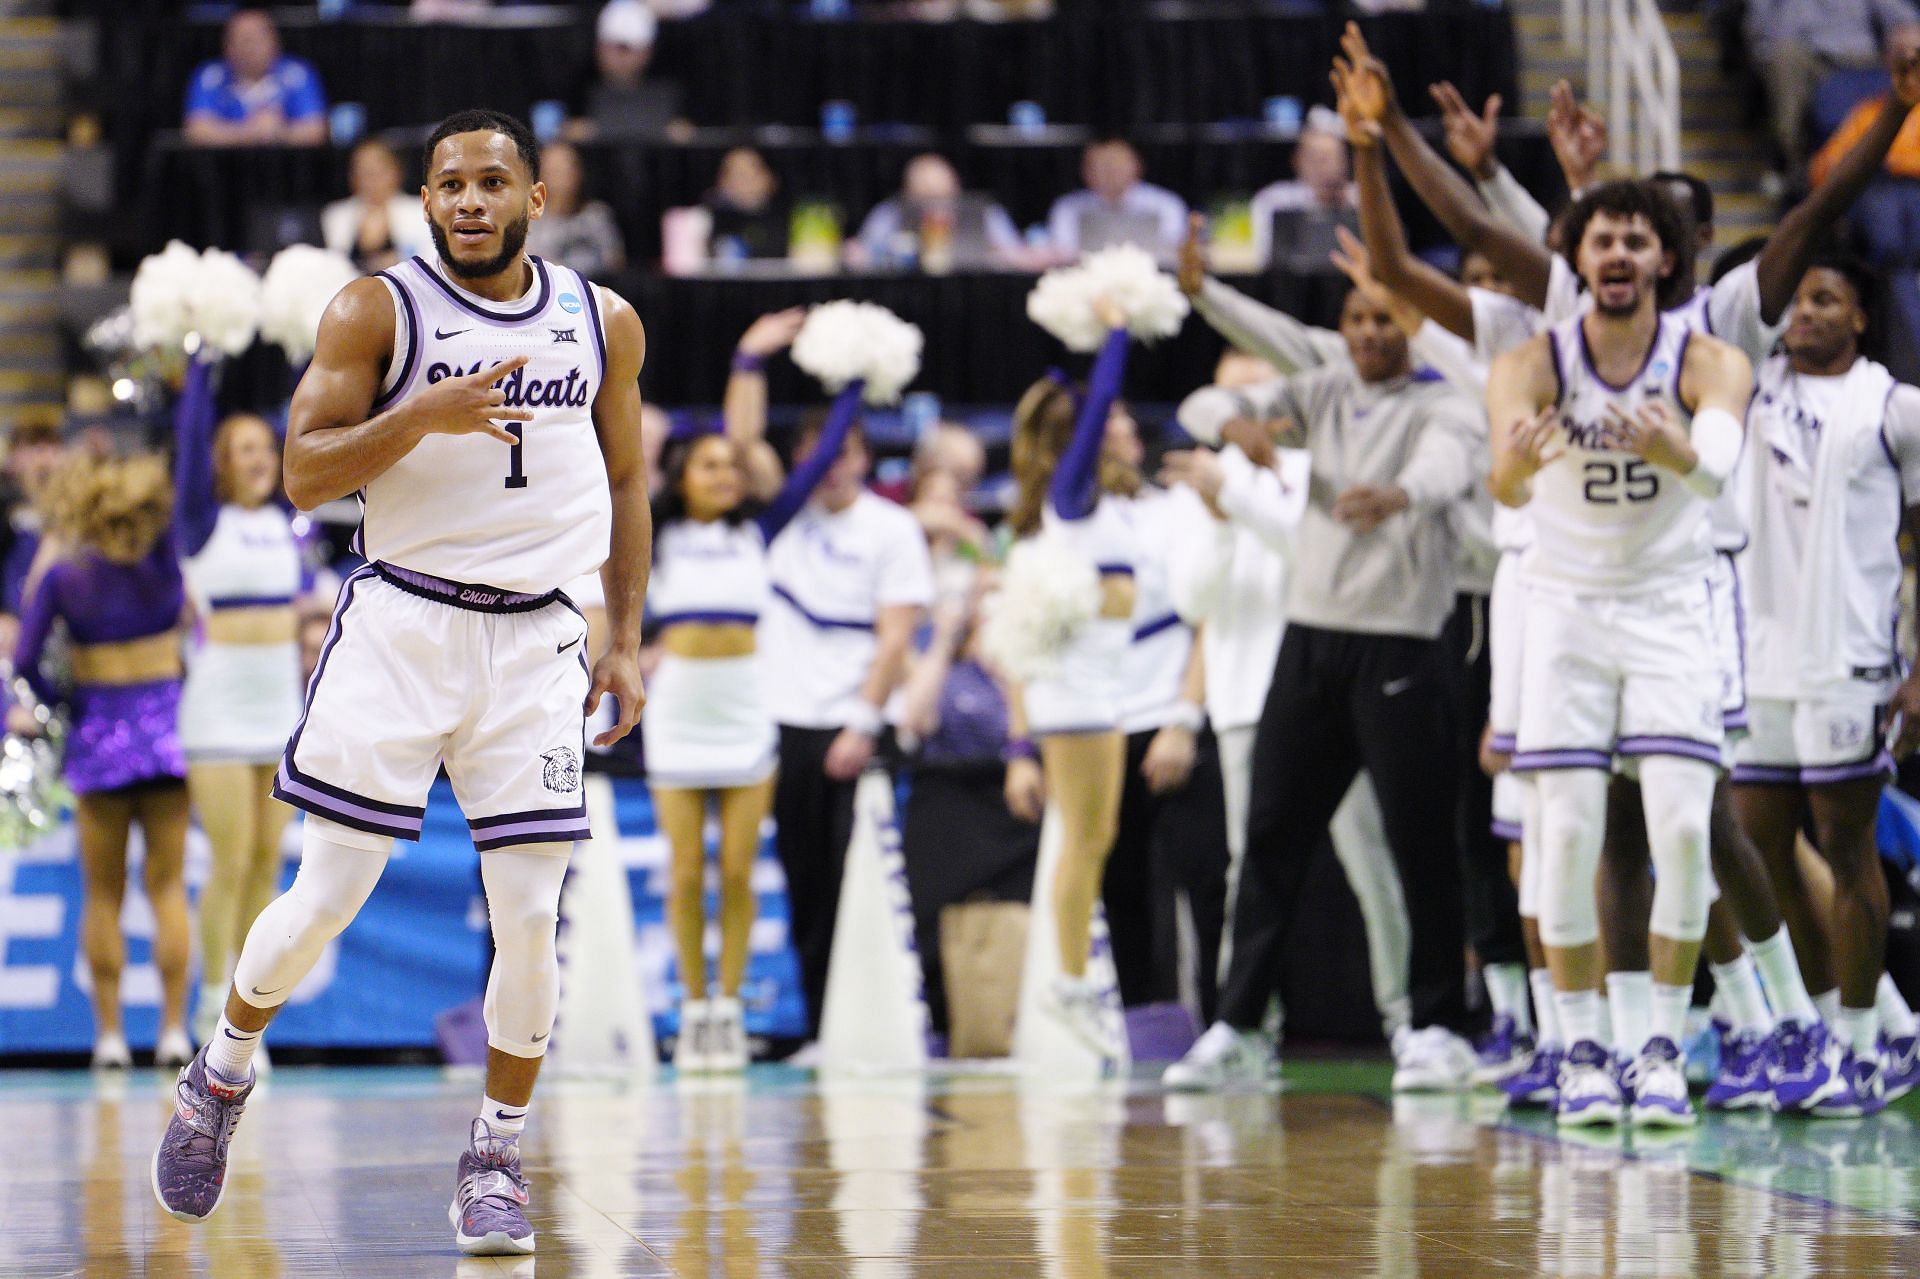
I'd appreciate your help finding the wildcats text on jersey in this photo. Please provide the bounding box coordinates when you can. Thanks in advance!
[424,360,592,409]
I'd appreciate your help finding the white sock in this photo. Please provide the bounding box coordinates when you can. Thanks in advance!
[1835,1005,1879,1057]
[1595,995,1614,1050]
[1748,927,1818,1025]
[1710,953,1774,1034]
[205,1015,261,1083]
[1556,988,1606,1047]
[1814,988,1842,1025]
[1530,969,1563,1046]
[1650,983,1694,1047]
[1606,972,1652,1056]
[480,1094,527,1139]
[1484,963,1533,1035]
[1873,974,1915,1039]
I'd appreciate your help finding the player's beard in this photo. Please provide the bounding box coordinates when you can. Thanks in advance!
[431,209,532,280]
[1591,280,1645,318]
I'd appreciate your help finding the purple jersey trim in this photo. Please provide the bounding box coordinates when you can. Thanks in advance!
[770,583,875,632]
[656,610,760,628]
[1491,818,1523,842]
[208,594,296,610]
[408,254,553,325]
[372,270,421,412]
[1510,747,1612,772]
[1131,612,1185,643]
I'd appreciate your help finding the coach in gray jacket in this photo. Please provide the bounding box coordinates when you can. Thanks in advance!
[1207,282,1483,1071]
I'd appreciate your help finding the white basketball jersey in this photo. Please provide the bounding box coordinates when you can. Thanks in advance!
[1526,311,1713,592]
[360,255,612,594]
[183,504,304,610]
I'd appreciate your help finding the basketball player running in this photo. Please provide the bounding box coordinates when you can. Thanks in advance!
[1488,182,1753,1128]
[152,109,651,1257]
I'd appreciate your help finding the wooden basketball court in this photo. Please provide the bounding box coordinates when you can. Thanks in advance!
[7,1060,1918,1277]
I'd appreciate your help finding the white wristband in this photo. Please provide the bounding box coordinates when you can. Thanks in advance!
[1166,701,1205,733]
[843,701,884,737]
[1681,406,1742,498]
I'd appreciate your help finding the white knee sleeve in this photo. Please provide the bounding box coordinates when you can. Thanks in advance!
[1639,756,1716,943]
[481,844,571,1058]
[1536,769,1608,949]
[232,817,391,1009]
[1518,775,1543,919]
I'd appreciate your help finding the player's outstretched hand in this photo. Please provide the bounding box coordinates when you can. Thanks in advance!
[1509,404,1563,475]
[420,354,532,444]
[1547,80,1608,193]
[1602,401,1691,473]
[1177,212,1208,298]
[586,645,646,747]
[1430,82,1501,180]
[737,307,807,359]
[1337,22,1398,122]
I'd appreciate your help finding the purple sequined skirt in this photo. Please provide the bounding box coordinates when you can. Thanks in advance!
[64,679,187,794]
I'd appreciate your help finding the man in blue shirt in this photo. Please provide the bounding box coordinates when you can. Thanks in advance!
[183,8,327,147]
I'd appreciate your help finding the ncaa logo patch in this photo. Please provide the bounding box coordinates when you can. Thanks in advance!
[540,747,581,794]
[557,292,583,315]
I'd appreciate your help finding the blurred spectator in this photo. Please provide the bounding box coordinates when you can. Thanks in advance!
[1046,139,1188,261]
[525,141,627,277]
[568,1,688,142]
[322,140,430,273]
[851,154,1025,270]
[1249,108,1359,270]
[182,8,327,147]
[410,0,493,17]
[1811,92,1920,262]
[911,420,987,493]
[0,415,65,627]
[705,147,790,261]
[1746,0,1920,181]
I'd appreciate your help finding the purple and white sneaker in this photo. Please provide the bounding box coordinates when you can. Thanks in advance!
[1471,1015,1535,1086]
[1771,1018,1844,1112]
[449,1118,535,1256]
[1629,1036,1696,1129]
[1704,1028,1778,1112]
[1881,1033,1920,1103]
[1556,1040,1624,1128]
[1500,1043,1561,1108]
[1809,1050,1888,1120]
[150,1045,253,1222]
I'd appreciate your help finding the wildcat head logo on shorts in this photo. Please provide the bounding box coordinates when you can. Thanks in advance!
[540,748,581,794]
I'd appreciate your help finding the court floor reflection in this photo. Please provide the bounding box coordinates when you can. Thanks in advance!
[1,1061,1916,1276]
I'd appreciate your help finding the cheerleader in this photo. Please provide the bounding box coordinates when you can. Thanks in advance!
[15,451,192,1069]
[1002,308,1136,1054]
[176,409,311,1049]
[644,388,861,1071]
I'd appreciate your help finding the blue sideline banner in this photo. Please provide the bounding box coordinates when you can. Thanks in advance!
[0,776,807,1055]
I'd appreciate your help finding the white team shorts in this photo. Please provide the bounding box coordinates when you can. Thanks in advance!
[1488,552,1527,754]
[641,652,777,790]
[1492,770,1528,843]
[273,564,593,850]
[180,639,303,763]
[1731,693,1893,787]
[1512,576,1724,773]
[1708,551,1748,735]
[1024,617,1130,737]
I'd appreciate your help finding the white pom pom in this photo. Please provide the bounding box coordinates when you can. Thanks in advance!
[259,245,361,364]
[1027,246,1189,352]
[129,241,262,356]
[977,533,1102,682]
[790,300,925,405]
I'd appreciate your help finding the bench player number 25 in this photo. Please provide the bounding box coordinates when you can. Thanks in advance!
[1583,459,1657,504]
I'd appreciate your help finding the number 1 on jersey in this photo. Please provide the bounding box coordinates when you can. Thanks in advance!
[505,423,527,489]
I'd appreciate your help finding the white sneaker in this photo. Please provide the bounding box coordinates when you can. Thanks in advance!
[674,1000,711,1073]
[1162,1021,1275,1091]
[91,1032,131,1071]
[707,997,748,1072]
[155,1027,193,1072]
[1392,1026,1474,1092]
[1628,1036,1696,1129]
[1046,975,1120,1066]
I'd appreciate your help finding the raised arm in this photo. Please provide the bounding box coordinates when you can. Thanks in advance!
[282,277,528,510]
[1348,120,1476,339]
[11,567,59,706]
[587,289,652,747]
[755,381,861,541]
[1428,80,1554,243]
[1757,42,1920,321]
[172,355,221,557]
[1486,334,1562,507]
[723,308,805,501]
[1178,215,1346,373]
[1049,327,1129,520]
[1337,23,1555,308]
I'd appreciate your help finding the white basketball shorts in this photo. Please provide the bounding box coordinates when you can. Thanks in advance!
[1708,550,1748,735]
[273,563,594,850]
[1731,692,1894,786]
[1512,575,1724,773]
[1488,552,1527,755]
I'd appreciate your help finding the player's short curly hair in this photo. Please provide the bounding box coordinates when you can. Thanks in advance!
[1560,179,1696,314]
[45,452,173,565]
[424,109,540,185]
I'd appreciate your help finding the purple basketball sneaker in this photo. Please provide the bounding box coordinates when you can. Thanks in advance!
[151,1045,254,1222]
[449,1118,535,1256]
